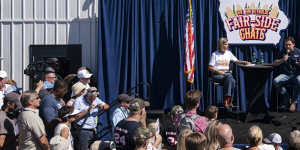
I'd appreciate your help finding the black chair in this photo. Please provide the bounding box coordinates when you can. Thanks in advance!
[207,62,240,111]
[275,84,299,112]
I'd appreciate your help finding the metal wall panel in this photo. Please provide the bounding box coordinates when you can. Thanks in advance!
[0,0,99,90]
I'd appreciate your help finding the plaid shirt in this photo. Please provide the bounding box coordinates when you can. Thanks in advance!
[182,110,208,133]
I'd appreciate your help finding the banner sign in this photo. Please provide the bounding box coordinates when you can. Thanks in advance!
[219,0,289,44]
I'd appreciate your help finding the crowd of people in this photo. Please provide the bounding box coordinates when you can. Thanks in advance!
[0,67,111,150]
[0,36,299,150]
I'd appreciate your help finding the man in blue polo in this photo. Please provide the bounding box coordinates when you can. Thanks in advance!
[73,87,110,150]
[40,80,67,138]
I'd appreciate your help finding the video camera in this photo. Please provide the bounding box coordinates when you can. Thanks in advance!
[24,60,55,82]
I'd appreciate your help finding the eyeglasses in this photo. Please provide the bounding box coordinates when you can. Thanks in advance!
[34,97,40,100]
[48,76,56,79]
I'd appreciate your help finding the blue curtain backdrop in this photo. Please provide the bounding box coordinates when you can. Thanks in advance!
[97,0,300,112]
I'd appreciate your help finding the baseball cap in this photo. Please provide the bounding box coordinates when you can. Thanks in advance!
[77,69,92,79]
[4,92,20,103]
[71,82,86,97]
[0,70,7,79]
[63,109,81,118]
[171,105,184,116]
[263,133,282,144]
[129,98,150,112]
[117,94,134,102]
[133,127,153,141]
[86,87,99,96]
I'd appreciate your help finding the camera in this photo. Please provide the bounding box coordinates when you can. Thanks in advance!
[24,60,53,82]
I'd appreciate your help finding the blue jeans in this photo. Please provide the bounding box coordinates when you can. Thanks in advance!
[76,129,95,150]
[273,74,300,105]
[211,73,236,97]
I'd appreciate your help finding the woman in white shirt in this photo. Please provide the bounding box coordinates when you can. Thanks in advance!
[208,37,250,109]
[53,106,80,150]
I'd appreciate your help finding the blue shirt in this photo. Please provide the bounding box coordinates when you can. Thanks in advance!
[73,96,106,129]
[40,94,64,124]
[112,106,130,130]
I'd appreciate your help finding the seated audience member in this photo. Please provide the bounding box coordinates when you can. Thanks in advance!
[133,127,153,150]
[205,105,218,122]
[272,36,300,112]
[185,132,207,150]
[0,93,19,150]
[40,80,67,138]
[208,37,250,109]
[147,122,163,150]
[163,105,184,147]
[205,120,221,150]
[0,70,8,108]
[18,90,50,150]
[114,98,149,150]
[263,133,283,150]
[217,123,240,150]
[288,130,300,150]
[177,128,193,150]
[111,94,134,130]
[246,125,275,150]
[73,87,110,150]
[176,90,208,134]
[66,82,86,106]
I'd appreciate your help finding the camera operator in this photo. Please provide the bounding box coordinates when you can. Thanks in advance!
[0,92,20,150]
[273,36,300,112]
[73,87,110,150]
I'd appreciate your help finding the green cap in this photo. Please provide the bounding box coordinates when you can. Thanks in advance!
[171,105,184,116]
[133,127,153,141]
[129,98,150,112]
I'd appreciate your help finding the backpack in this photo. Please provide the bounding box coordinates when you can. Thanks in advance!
[49,135,69,150]
[176,113,200,133]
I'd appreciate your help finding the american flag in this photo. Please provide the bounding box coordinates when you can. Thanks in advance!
[184,8,195,84]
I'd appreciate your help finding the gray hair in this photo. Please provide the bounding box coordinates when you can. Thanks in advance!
[21,90,38,107]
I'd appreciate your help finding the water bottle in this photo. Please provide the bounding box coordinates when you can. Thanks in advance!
[252,51,257,64]
[260,51,264,64]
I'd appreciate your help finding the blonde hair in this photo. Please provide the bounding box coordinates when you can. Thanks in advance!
[217,37,228,50]
[185,132,207,150]
[248,125,263,146]
[205,120,222,150]
[177,128,193,150]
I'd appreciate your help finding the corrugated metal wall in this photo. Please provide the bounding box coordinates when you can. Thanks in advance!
[0,0,98,90]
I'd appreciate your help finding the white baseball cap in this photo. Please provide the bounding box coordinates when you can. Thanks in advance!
[77,69,92,79]
[263,133,282,144]
[0,70,7,78]
[63,109,81,118]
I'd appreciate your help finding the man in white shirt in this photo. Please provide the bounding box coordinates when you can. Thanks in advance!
[208,37,249,109]
[73,87,110,150]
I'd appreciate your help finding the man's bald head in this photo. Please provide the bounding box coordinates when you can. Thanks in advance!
[217,124,234,146]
